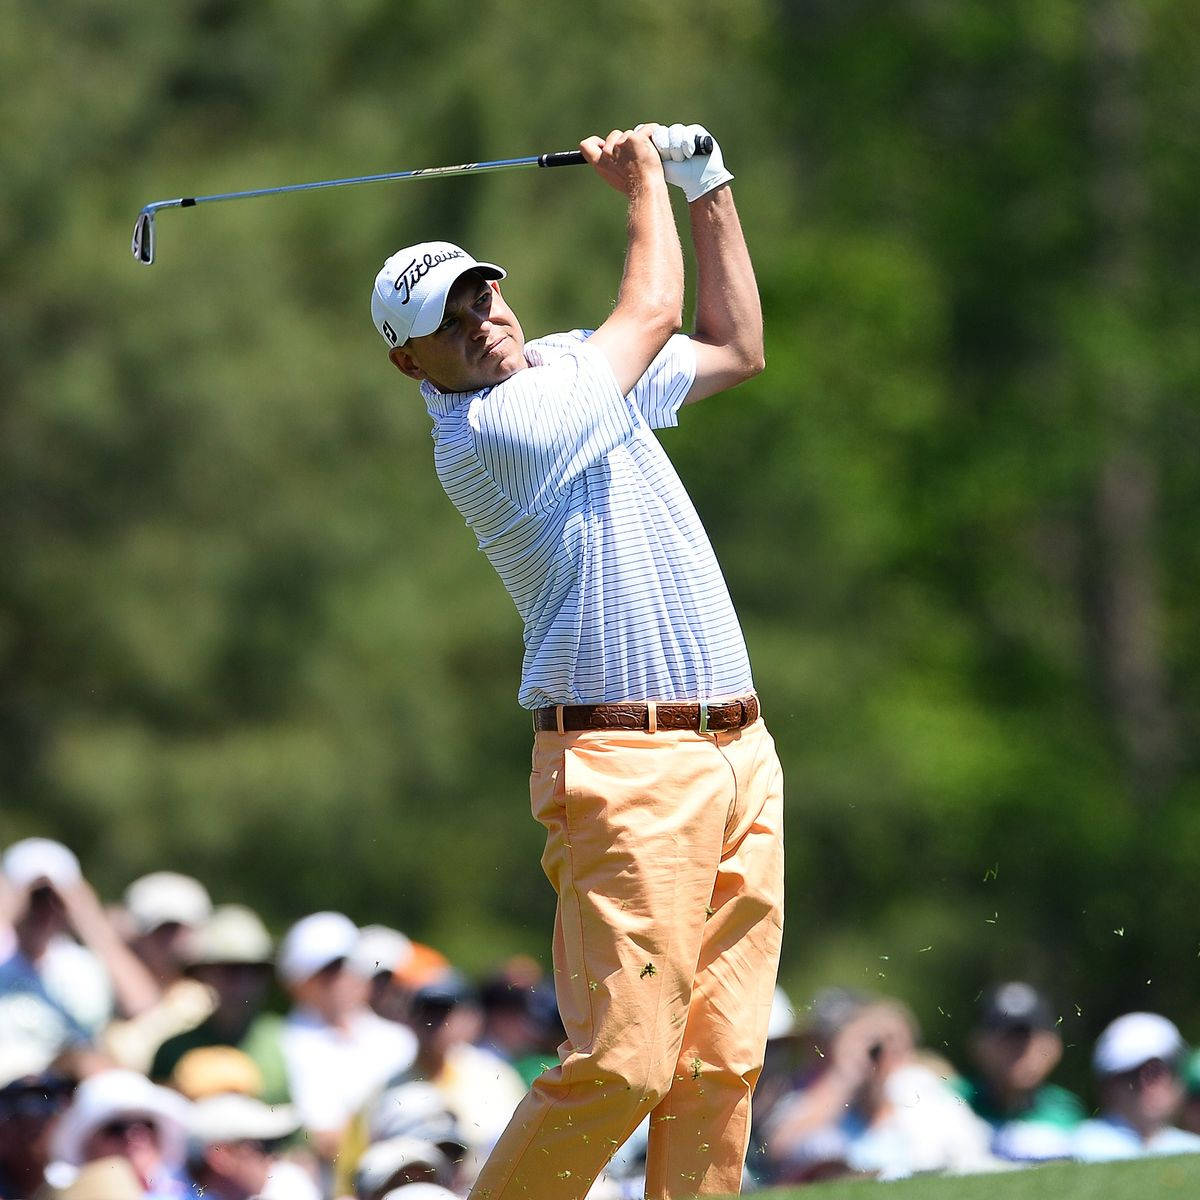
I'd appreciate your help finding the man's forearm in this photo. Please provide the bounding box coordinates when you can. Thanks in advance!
[689,187,763,373]
[617,171,684,334]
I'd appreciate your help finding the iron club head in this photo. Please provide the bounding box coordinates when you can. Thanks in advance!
[131,211,155,265]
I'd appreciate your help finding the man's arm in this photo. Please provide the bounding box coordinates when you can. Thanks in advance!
[644,124,764,405]
[684,184,765,404]
[579,127,684,396]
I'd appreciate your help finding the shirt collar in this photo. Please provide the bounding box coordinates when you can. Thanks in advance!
[420,378,480,420]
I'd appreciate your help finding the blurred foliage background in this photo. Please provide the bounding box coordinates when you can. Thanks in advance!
[2,0,1198,1092]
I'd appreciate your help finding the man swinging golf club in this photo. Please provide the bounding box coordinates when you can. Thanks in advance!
[370,123,785,1199]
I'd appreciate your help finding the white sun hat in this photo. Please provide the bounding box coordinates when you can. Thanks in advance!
[51,1069,191,1168]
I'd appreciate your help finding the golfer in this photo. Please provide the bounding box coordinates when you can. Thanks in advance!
[371,123,784,1199]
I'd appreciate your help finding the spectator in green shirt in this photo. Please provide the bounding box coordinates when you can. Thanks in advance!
[954,981,1084,1162]
[149,906,288,1105]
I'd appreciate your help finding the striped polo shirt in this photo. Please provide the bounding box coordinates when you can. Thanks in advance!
[421,330,753,709]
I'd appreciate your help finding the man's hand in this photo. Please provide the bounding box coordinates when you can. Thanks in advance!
[579,127,666,196]
[639,123,734,203]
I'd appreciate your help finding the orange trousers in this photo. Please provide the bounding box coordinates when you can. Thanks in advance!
[470,717,785,1200]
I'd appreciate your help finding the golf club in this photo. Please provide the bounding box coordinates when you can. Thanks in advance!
[131,136,714,266]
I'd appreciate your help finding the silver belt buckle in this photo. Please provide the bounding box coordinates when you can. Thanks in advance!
[698,703,709,733]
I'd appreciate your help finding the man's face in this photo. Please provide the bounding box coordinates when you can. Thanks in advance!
[1106,1058,1184,1128]
[391,272,526,393]
[972,1028,1062,1093]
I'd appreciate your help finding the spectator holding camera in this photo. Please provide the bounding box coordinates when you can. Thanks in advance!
[1,840,159,1067]
[764,995,994,1181]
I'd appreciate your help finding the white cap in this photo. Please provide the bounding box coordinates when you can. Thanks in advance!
[2,838,81,890]
[123,872,212,934]
[350,924,413,978]
[51,1069,191,1168]
[371,241,505,348]
[188,1094,300,1144]
[277,911,359,985]
[184,904,273,967]
[1093,1012,1185,1076]
[381,1187,460,1200]
[381,1190,460,1200]
[354,1136,449,1195]
[767,985,798,1040]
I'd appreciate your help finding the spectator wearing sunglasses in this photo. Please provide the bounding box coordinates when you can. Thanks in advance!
[49,1070,191,1199]
[1073,1013,1200,1162]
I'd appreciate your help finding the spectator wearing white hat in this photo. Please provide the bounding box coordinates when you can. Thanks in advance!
[186,1093,321,1200]
[49,1069,191,1200]
[1,839,159,1042]
[102,873,217,1074]
[379,1186,458,1200]
[353,1135,453,1199]
[1072,1012,1200,1162]
[352,925,415,1026]
[277,913,416,1162]
[122,873,213,991]
[149,905,288,1104]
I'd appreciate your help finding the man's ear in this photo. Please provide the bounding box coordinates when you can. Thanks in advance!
[389,345,426,381]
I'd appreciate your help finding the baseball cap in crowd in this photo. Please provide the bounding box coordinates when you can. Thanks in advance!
[1092,1012,1186,1076]
[123,872,212,934]
[411,971,476,1011]
[381,1187,459,1200]
[2,838,81,890]
[978,982,1056,1033]
[170,1047,264,1101]
[768,986,798,1041]
[51,1069,191,1168]
[183,904,273,968]
[354,1136,451,1197]
[393,942,452,990]
[367,1081,467,1157]
[187,1093,300,1145]
[371,241,505,348]
[277,911,360,985]
[351,924,414,979]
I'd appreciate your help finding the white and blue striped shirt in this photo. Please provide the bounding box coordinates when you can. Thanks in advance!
[421,331,754,709]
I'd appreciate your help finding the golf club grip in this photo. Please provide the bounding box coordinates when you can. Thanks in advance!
[539,134,714,168]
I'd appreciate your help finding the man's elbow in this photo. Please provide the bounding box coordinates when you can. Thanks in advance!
[733,344,765,383]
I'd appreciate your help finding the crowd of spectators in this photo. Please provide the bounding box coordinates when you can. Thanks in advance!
[3,835,1200,1198]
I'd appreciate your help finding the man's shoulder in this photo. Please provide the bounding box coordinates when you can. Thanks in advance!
[524,329,589,363]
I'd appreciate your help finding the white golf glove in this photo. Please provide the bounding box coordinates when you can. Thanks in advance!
[640,123,733,203]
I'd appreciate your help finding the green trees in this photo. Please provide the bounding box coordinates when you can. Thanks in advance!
[2,1,1196,1084]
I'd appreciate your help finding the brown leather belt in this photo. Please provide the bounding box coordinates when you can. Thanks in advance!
[533,693,759,734]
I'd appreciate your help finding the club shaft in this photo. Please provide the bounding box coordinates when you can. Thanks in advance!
[132,136,714,263]
[154,154,557,214]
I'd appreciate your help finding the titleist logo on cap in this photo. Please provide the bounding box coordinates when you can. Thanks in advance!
[393,248,466,305]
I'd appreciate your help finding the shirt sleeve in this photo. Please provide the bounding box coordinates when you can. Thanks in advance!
[623,333,697,429]
[469,340,637,513]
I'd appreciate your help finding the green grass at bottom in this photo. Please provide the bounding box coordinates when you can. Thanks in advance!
[757,1155,1200,1200]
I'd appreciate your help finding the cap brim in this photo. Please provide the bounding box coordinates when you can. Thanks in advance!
[407,263,506,340]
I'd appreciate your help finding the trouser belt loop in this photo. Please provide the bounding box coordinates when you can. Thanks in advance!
[646,701,657,734]
[555,705,565,735]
